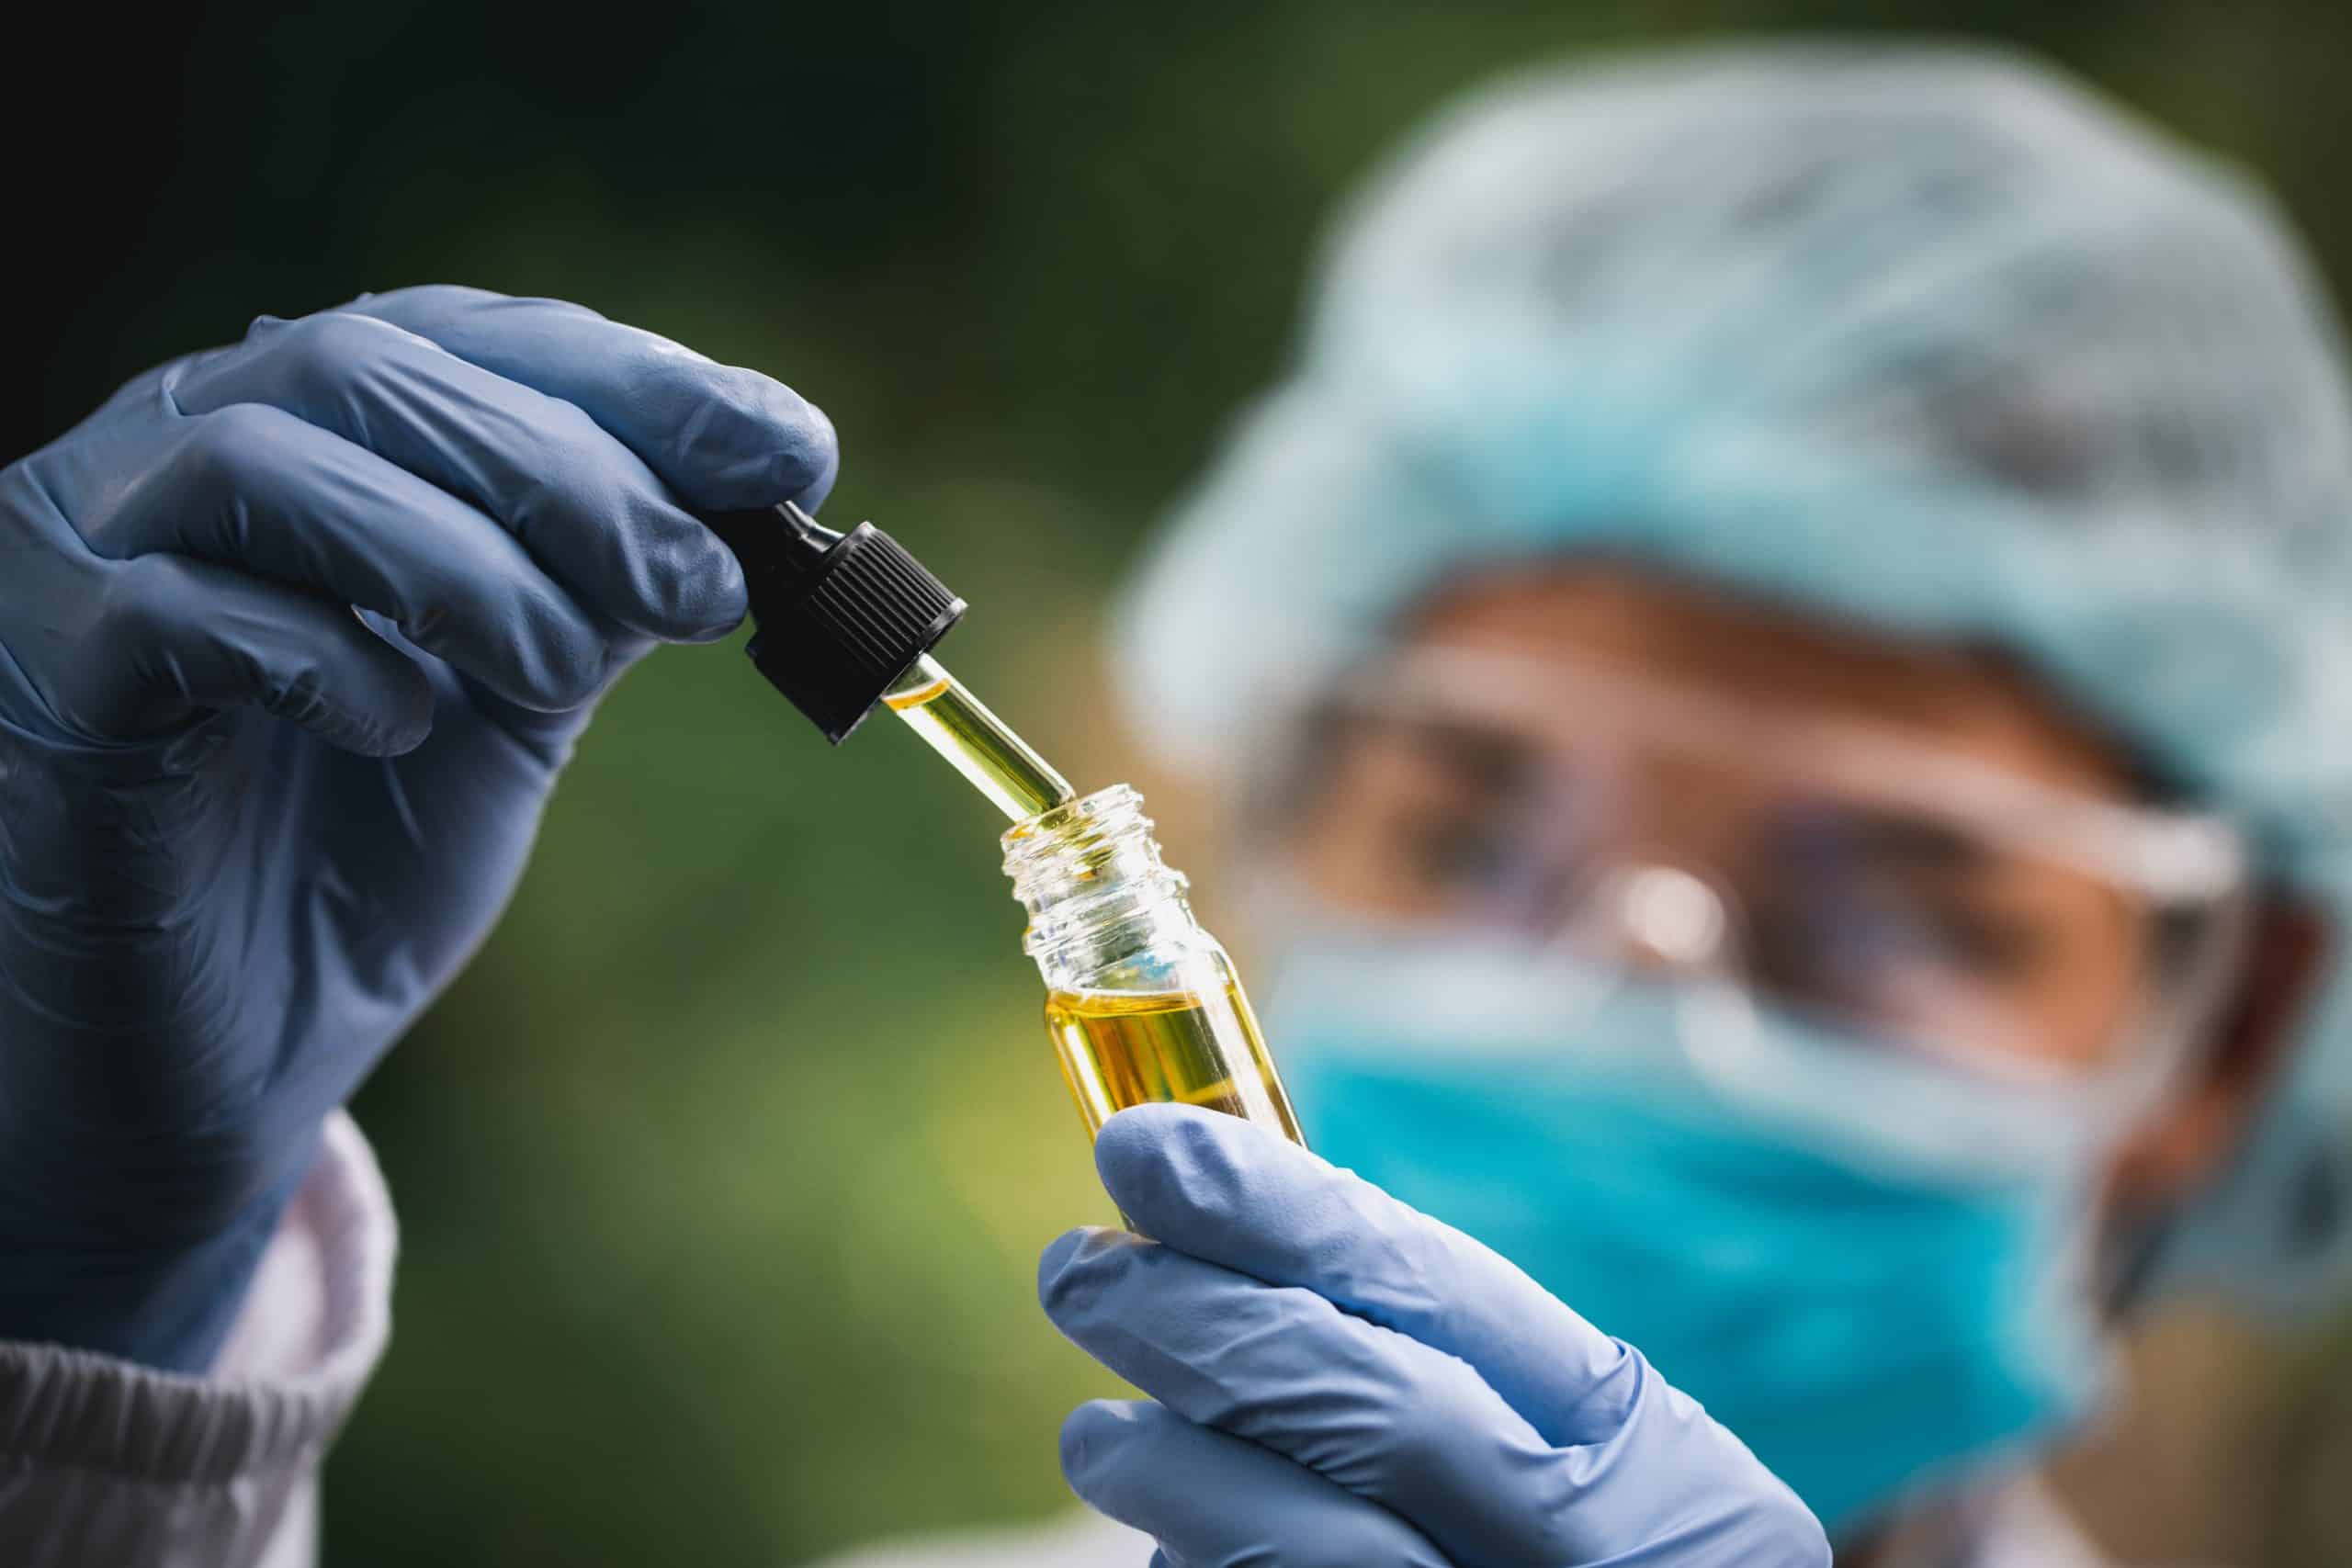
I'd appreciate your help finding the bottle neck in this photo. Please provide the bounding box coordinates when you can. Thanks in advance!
[1001,784,1199,990]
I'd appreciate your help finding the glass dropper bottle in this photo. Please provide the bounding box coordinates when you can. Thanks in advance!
[700,500,1302,1148]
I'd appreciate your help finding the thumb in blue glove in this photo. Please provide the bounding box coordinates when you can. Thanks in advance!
[1039,1103,1831,1567]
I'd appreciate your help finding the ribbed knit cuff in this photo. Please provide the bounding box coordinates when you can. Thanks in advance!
[0,1112,393,1566]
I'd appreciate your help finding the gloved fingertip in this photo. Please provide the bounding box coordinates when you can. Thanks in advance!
[792,466,837,514]
[368,712,435,758]
[665,536,752,643]
[779,405,841,511]
[1057,1399,1145,1491]
[702,532,752,626]
[1039,1222,1138,1316]
[676,607,750,646]
[315,656,435,757]
[650,367,840,512]
[1037,1225,1118,1313]
[313,708,432,759]
[1038,1227,1085,1295]
[1094,1100,1204,1167]
[356,688,435,751]
[360,733,424,761]
[1094,1103,1249,1226]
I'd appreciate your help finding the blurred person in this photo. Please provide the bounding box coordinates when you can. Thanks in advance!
[0,40,2345,1568]
[831,39,2352,1568]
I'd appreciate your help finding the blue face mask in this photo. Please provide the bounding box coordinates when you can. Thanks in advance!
[1261,933,2114,1537]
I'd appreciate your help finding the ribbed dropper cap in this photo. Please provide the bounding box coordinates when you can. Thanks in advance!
[698,501,967,742]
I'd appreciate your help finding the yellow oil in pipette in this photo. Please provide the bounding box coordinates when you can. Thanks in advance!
[882,653,1074,822]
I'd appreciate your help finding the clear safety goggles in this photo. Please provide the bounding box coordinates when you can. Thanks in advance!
[1257,645,2253,1104]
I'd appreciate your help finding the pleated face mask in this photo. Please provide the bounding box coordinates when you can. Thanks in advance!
[1262,932,2126,1536]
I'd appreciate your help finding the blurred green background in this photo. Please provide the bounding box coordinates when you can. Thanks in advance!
[9,3,2352,1564]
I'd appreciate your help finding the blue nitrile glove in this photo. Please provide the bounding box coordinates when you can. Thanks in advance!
[0,286,835,1371]
[1040,1104,1831,1567]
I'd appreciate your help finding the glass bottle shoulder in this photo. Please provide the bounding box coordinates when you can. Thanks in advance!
[1056,920,1236,998]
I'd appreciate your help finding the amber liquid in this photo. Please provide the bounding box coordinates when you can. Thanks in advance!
[1044,977,1305,1145]
[883,656,1074,822]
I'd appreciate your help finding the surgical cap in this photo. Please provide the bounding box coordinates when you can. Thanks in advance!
[1118,42,2352,1315]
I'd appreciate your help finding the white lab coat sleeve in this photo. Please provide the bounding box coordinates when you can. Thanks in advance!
[0,1111,394,1568]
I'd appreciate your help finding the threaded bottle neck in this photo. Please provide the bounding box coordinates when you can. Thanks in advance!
[1001,784,1193,976]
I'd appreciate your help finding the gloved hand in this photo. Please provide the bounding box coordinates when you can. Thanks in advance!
[1040,1104,1831,1567]
[0,286,834,1371]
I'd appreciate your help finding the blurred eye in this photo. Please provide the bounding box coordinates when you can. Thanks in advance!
[1282,713,1541,917]
[1746,895,2056,1048]
[1398,810,1512,891]
[1841,902,2051,982]
[1922,905,2048,977]
[1758,806,2055,990]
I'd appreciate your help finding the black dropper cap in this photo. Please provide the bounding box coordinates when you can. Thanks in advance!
[698,501,966,742]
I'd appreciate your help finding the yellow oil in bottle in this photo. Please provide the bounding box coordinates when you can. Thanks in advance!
[884,653,1074,822]
[1044,977,1305,1144]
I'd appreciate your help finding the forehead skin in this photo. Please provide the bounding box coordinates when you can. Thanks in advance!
[1404,562,2146,803]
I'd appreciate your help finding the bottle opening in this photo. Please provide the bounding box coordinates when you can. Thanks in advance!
[1002,784,1190,963]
